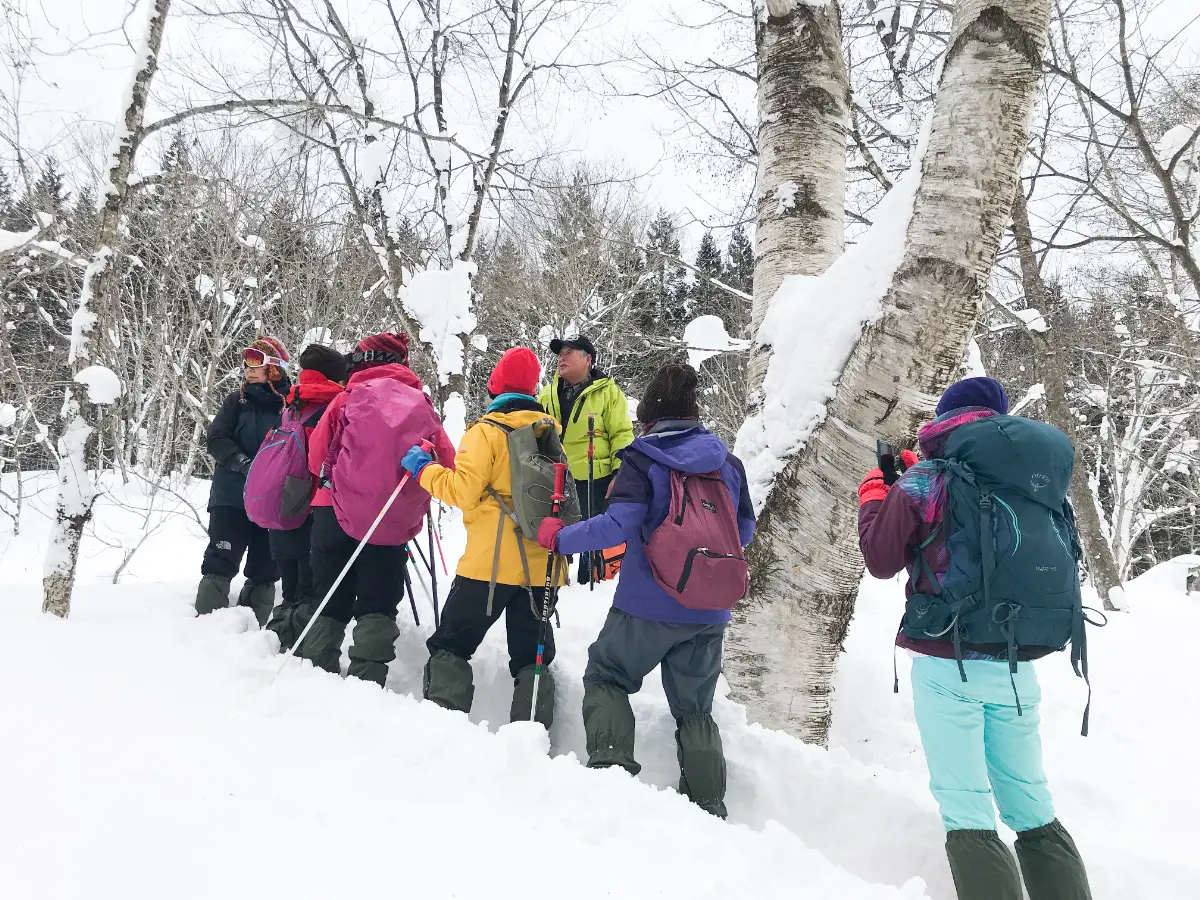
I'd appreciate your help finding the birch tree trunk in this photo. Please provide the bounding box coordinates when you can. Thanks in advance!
[1009,190,1123,610]
[727,0,1053,744]
[747,0,849,405]
[42,0,171,618]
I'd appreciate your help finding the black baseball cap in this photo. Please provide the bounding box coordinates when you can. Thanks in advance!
[549,335,596,358]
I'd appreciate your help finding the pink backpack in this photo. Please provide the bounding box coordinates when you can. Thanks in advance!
[324,378,438,545]
[244,405,326,531]
[645,470,748,610]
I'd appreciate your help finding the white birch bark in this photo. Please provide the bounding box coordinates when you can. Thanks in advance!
[727,0,1054,744]
[748,0,849,406]
[42,0,171,618]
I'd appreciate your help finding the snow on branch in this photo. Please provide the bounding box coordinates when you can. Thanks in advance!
[402,260,478,385]
[683,316,750,369]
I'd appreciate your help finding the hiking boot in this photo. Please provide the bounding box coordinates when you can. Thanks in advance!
[295,615,345,674]
[1015,820,1092,900]
[676,713,727,818]
[265,602,316,653]
[945,829,1023,900]
[582,682,640,775]
[346,613,400,687]
[195,574,232,617]
[511,665,555,729]
[423,650,474,713]
[237,581,276,628]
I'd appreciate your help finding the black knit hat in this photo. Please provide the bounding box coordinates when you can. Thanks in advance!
[298,343,349,383]
[637,364,700,424]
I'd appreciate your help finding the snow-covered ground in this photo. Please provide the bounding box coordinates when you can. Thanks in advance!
[1,475,1197,899]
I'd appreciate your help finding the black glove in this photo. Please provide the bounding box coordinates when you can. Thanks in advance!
[230,454,252,475]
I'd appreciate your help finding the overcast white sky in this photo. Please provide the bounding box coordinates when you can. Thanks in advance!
[10,0,1199,244]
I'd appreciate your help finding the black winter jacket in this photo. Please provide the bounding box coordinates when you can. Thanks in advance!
[206,380,289,510]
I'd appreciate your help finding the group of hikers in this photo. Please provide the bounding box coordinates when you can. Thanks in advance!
[195,328,1093,899]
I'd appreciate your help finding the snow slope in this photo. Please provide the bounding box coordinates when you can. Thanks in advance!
[1,476,1197,899]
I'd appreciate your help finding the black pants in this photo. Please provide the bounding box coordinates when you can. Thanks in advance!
[575,472,613,584]
[309,506,407,625]
[270,517,314,606]
[202,505,278,584]
[426,576,555,678]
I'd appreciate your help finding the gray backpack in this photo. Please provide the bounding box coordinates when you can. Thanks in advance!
[481,416,582,614]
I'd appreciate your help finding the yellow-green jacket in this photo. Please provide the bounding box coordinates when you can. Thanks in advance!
[537,372,635,480]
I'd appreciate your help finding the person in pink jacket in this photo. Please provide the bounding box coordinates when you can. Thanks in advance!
[298,332,455,686]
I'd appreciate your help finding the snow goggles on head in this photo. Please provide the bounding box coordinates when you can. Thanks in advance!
[349,348,399,365]
[242,347,288,370]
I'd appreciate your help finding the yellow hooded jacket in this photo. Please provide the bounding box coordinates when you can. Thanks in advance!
[418,404,566,587]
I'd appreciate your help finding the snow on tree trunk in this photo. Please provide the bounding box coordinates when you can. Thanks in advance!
[42,0,171,619]
[747,0,849,406]
[727,0,1053,744]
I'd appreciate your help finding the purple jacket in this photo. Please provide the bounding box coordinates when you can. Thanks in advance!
[555,420,756,624]
[858,407,1002,658]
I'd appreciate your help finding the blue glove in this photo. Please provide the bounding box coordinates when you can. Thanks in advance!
[402,444,434,478]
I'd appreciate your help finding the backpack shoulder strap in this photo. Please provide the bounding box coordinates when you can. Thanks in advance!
[300,401,330,430]
[483,485,536,617]
[479,417,515,434]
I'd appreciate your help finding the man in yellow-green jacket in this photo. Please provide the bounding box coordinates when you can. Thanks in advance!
[539,335,635,583]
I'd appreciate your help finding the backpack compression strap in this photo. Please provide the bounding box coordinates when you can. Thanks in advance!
[484,485,539,620]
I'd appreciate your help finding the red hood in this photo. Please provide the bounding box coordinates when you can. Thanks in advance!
[288,370,344,407]
[346,363,425,393]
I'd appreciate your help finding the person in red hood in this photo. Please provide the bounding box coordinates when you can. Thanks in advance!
[263,343,347,652]
[298,332,456,686]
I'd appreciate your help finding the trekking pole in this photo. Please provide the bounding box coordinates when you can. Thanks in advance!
[266,439,434,687]
[427,515,440,627]
[587,414,596,591]
[403,565,420,627]
[530,461,569,722]
[431,512,449,576]
[407,544,437,622]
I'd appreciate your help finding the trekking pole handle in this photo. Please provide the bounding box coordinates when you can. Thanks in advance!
[551,461,568,508]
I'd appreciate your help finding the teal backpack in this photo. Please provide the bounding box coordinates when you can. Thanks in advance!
[901,415,1097,734]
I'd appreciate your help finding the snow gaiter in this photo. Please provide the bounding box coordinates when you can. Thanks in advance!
[1015,820,1092,900]
[194,574,232,617]
[582,682,640,774]
[511,664,555,729]
[295,615,345,674]
[945,829,1023,900]
[346,613,400,687]
[676,713,727,819]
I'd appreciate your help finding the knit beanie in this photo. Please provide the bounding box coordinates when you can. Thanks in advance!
[350,332,410,373]
[636,364,701,424]
[487,347,541,397]
[936,377,1009,417]
[298,343,349,384]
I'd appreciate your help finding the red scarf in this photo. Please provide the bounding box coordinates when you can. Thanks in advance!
[287,369,343,409]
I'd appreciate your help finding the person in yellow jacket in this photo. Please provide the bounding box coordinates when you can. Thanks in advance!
[538,335,634,582]
[400,347,564,728]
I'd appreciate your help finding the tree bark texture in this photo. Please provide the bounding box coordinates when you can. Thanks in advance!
[1009,190,1123,610]
[748,0,849,406]
[727,0,1053,744]
[42,0,172,619]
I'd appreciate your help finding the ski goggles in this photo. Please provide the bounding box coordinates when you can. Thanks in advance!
[242,347,288,370]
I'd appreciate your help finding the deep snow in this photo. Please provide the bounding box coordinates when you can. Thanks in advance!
[1,476,1197,899]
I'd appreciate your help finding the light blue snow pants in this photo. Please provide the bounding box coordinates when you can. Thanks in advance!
[911,656,1057,833]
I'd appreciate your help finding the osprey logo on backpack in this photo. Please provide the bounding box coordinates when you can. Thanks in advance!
[1030,473,1051,493]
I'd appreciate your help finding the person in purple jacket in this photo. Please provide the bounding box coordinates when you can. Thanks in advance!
[858,377,1091,900]
[537,364,755,818]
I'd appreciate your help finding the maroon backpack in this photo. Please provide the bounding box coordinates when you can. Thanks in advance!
[645,470,748,610]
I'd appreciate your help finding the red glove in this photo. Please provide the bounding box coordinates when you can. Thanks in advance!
[900,449,919,470]
[536,516,566,551]
[858,469,888,506]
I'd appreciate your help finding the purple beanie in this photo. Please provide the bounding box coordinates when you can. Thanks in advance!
[936,377,1009,417]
